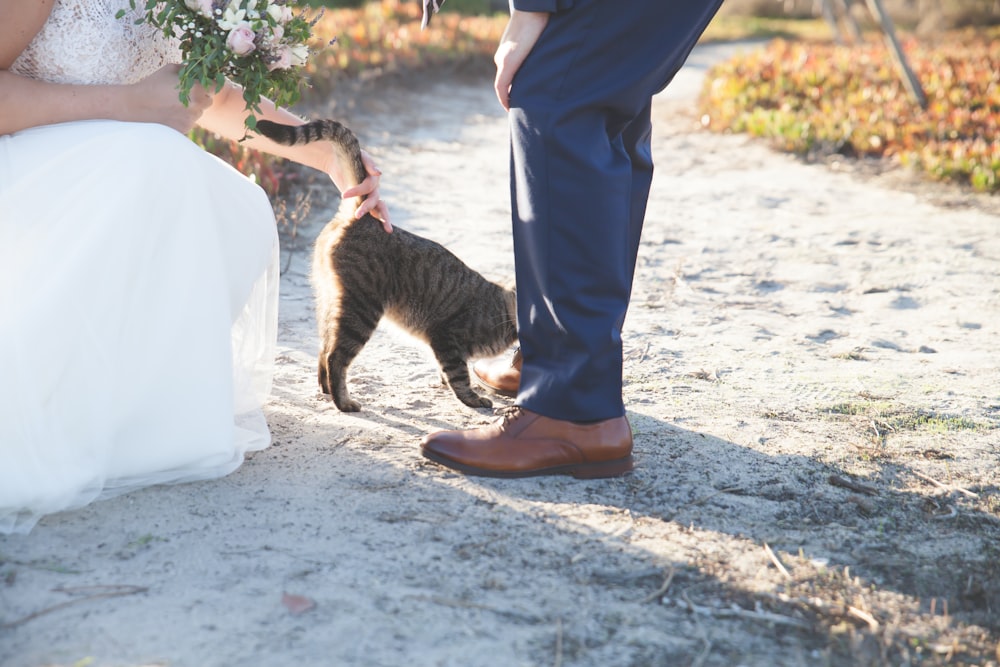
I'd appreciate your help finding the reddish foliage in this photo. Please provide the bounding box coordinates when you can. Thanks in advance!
[699,32,1000,192]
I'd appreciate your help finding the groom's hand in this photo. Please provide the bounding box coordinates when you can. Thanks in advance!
[494,10,550,111]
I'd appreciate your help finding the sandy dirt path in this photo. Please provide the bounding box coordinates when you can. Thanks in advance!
[2,43,999,666]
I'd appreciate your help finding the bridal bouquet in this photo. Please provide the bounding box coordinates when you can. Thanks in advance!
[120,0,322,128]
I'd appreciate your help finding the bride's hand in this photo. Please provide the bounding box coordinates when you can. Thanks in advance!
[129,65,214,133]
[340,149,392,233]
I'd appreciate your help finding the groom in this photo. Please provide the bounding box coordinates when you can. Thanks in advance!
[420,0,724,478]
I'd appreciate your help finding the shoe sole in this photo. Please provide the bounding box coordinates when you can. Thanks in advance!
[422,450,634,479]
[471,373,518,398]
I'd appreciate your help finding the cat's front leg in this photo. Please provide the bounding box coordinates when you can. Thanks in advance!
[431,342,493,409]
[319,296,383,412]
[448,373,494,409]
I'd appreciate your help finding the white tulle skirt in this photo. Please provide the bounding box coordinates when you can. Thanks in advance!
[0,120,279,534]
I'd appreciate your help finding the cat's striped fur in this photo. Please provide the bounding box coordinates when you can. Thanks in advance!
[256,118,517,412]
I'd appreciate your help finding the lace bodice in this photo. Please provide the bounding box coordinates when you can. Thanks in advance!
[11,0,179,86]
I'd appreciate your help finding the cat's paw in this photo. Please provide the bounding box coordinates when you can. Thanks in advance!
[333,397,362,412]
[459,393,493,409]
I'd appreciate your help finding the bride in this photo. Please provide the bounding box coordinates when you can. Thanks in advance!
[0,0,390,534]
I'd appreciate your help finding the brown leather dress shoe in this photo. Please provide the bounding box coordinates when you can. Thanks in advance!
[421,407,633,478]
[472,348,522,397]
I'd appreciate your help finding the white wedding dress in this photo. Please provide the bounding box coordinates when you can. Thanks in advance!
[0,0,280,534]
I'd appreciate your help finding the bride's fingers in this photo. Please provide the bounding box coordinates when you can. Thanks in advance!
[340,176,375,200]
[359,150,382,179]
[341,158,380,199]
[373,201,392,233]
[354,190,392,232]
[342,150,391,232]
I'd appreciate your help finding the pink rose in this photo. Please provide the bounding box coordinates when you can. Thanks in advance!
[226,23,257,57]
[267,46,292,71]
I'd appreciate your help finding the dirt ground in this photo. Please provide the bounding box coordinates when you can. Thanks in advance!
[2,42,999,667]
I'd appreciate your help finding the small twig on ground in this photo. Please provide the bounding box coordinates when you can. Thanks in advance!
[847,605,880,631]
[1,584,148,629]
[410,595,542,625]
[682,592,714,667]
[763,543,791,579]
[639,565,677,603]
[933,505,959,520]
[828,474,879,496]
[911,470,979,499]
[870,418,895,443]
[682,591,812,630]
[930,596,949,618]
[0,554,81,575]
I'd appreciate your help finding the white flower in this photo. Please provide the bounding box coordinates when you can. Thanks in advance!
[290,43,309,67]
[217,2,247,30]
[183,0,214,18]
[266,3,293,24]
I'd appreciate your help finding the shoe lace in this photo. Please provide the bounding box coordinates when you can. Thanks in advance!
[493,405,524,424]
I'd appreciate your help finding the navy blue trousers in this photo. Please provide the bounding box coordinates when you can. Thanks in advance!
[508,0,723,421]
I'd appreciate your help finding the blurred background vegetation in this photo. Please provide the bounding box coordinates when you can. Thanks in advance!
[302,0,508,12]
[211,0,998,197]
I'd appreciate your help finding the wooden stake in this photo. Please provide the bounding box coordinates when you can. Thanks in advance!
[862,0,928,108]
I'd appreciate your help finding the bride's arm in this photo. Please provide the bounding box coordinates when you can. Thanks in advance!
[0,0,389,228]
[0,0,52,66]
[197,82,392,229]
[0,67,214,137]
[0,1,212,136]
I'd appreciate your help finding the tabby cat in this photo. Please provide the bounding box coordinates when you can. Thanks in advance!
[256,118,518,412]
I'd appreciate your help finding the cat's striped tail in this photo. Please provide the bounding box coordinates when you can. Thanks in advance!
[255,119,368,192]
